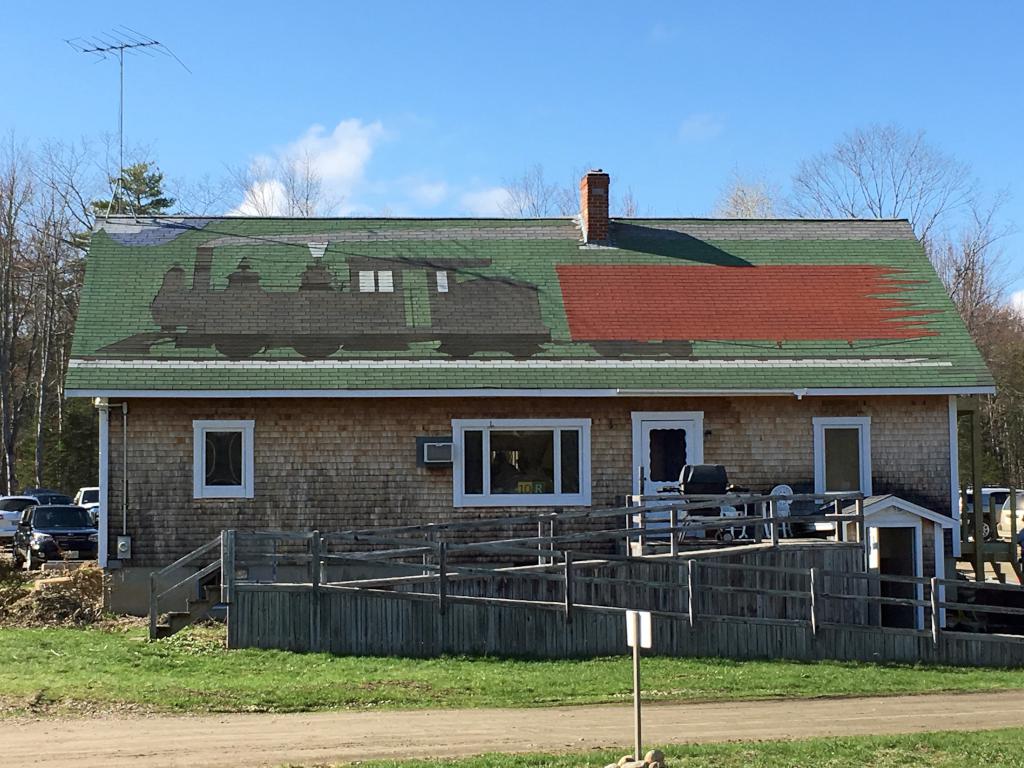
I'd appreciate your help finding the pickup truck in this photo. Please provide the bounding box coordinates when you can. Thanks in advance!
[12,505,98,570]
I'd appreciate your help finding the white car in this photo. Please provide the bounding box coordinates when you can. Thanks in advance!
[999,494,1024,540]
[74,487,100,524]
[0,496,37,540]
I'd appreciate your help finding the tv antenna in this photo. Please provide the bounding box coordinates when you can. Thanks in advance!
[66,27,190,219]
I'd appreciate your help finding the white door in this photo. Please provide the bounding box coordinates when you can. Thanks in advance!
[631,412,704,497]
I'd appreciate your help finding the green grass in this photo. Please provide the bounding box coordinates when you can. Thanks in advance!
[311,729,1024,767]
[2,625,1024,716]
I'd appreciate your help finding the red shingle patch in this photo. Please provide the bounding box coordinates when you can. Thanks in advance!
[556,265,937,343]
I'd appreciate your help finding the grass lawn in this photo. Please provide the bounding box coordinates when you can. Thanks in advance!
[306,729,1024,767]
[3,625,1024,716]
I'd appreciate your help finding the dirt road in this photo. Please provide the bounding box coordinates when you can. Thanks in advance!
[8,691,1024,767]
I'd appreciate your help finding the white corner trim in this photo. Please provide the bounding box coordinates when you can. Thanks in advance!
[948,395,961,557]
[97,403,110,568]
[192,419,255,499]
[813,416,872,496]
[451,418,591,508]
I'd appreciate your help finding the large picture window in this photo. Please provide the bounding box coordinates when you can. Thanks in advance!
[452,419,591,507]
[193,420,255,499]
[813,417,872,495]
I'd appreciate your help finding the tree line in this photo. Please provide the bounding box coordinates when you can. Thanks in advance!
[0,125,1018,497]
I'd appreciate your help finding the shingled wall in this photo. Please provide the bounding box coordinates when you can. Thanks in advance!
[102,395,952,566]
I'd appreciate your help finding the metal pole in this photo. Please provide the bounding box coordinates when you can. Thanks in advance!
[809,567,819,636]
[930,576,941,645]
[631,609,642,761]
[687,559,696,628]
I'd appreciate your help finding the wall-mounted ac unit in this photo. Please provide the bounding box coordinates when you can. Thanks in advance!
[417,436,453,467]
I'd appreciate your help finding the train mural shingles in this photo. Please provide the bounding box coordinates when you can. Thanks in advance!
[557,264,938,347]
[99,246,552,359]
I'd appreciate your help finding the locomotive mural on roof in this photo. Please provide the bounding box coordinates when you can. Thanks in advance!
[100,244,554,359]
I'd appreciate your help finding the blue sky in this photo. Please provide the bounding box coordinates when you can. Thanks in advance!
[3,1,1022,281]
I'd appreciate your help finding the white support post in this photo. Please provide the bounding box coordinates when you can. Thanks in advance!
[96,400,110,567]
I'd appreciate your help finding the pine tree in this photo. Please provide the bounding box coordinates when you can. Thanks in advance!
[91,162,175,217]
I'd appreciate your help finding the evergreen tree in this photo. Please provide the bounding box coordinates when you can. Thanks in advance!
[91,162,175,217]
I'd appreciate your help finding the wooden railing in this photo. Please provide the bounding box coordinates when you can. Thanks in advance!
[148,535,221,639]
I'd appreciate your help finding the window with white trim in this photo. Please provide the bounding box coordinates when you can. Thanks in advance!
[813,417,871,495]
[193,420,255,499]
[452,419,591,507]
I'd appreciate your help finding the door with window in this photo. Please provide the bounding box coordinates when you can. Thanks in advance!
[631,412,704,497]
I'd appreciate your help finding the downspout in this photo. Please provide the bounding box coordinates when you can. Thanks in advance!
[95,398,110,567]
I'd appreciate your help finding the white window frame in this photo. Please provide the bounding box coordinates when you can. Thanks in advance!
[193,419,255,499]
[813,416,872,496]
[452,418,591,507]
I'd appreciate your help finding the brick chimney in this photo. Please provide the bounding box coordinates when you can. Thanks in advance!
[579,169,610,244]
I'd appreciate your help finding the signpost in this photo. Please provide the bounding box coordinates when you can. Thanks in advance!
[625,609,652,760]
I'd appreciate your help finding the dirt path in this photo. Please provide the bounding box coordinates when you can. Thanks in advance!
[8,690,1024,767]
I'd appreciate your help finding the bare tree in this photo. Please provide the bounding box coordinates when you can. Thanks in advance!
[500,164,565,217]
[713,173,778,218]
[791,124,975,242]
[229,151,339,216]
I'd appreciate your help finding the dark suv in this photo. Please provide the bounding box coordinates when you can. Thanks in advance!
[12,505,98,570]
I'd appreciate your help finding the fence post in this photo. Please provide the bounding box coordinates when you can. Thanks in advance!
[769,500,779,547]
[221,529,235,605]
[667,507,675,557]
[148,570,157,640]
[564,550,574,624]
[930,576,941,645]
[438,541,448,616]
[687,559,696,628]
[537,519,545,566]
[809,567,819,637]
[754,501,764,543]
[310,531,321,652]
[638,507,647,554]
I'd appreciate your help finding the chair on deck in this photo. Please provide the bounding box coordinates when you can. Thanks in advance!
[768,484,793,539]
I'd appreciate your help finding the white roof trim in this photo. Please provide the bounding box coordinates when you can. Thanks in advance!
[69,358,953,371]
[67,386,994,400]
[846,494,956,527]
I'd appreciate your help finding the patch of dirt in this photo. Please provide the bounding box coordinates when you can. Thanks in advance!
[0,562,107,627]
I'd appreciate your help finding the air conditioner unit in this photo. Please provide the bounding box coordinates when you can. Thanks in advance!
[422,441,453,465]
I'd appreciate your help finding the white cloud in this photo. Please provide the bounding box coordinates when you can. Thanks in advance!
[1011,290,1024,315]
[231,118,386,215]
[678,113,725,143]
[459,186,512,216]
[408,180,449,207]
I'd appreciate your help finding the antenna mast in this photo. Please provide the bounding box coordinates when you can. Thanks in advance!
[66,27,190,219]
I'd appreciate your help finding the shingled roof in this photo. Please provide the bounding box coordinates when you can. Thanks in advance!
[66,215,993,395]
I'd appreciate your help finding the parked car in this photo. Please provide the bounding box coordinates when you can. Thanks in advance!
[0,496,38,541]
[11,505,98,570]
[999,494,1024,540]
[21,487,73,506]
[961,487,1012,541]
[74,486,100,524]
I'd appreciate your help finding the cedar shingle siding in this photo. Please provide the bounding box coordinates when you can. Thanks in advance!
[105,395,950,566]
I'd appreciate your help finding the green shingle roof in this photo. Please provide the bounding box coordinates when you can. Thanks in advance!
[66,216,993,394]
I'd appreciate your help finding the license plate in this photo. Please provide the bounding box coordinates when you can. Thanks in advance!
[64,550,79,558]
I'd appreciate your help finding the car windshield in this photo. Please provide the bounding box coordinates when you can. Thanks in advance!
[80,489,99,504]
[0,498,33,512]
[35,494,72,506]
[33,507,93,529]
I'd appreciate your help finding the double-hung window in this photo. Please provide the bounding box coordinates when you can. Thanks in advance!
[452,419,591,507]
[193,420,255,499]
[813,417,872,495]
